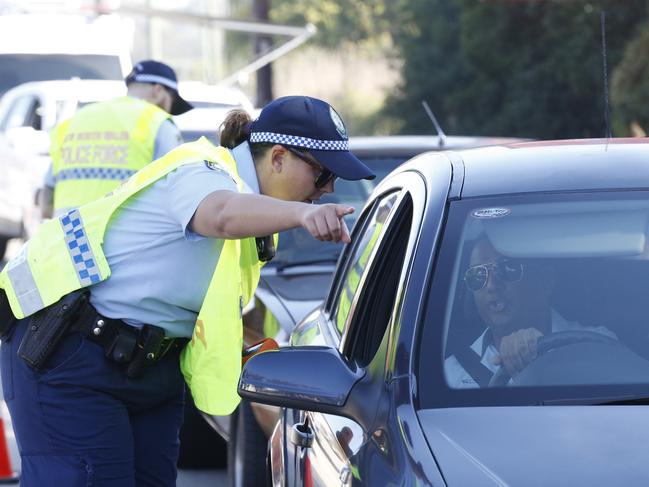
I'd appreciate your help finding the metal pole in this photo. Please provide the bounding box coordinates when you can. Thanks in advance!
[253,0,273,106]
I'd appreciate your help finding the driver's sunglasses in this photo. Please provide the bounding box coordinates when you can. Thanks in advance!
[464,258,525,292]
[285,146,337,189]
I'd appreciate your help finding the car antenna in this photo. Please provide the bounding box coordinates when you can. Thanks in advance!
[421,100,447,149]
[600,10,612,144]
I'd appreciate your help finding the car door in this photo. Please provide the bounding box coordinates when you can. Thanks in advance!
[283,171,425,486]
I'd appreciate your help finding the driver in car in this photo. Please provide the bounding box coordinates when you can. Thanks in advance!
[445,234,616,388]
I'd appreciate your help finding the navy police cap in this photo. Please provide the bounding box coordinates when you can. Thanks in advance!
[249,96,375,181]
[125,60,193,115]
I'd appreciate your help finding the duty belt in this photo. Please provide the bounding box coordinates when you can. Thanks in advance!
[72,296,188,379]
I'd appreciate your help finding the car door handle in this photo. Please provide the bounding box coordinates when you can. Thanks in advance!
[339,466,351,484]
[290,421,314,448]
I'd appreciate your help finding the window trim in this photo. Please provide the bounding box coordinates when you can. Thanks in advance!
[320,171,429,364]
[336,190,406,350]
[342,197,414,365]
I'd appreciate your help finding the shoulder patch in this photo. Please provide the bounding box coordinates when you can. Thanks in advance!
[202,160,237,186]
[204,160,226,172]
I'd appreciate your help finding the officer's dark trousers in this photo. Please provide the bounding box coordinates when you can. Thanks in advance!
[0,318,185,487]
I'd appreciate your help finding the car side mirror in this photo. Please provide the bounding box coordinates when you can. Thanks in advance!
[238,346,365,416]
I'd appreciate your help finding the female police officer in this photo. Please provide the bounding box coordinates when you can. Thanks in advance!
[0,95,374,486]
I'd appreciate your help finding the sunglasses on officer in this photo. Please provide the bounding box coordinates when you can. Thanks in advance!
[285,146,337,189]
[464,258,525,292]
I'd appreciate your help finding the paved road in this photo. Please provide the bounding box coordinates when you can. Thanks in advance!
[178,468,226,486]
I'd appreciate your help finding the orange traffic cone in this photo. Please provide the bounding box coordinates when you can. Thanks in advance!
[0,417,18,484]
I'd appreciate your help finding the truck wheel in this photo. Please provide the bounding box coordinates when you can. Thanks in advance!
[228,400,268,487]
[178,390,227,469]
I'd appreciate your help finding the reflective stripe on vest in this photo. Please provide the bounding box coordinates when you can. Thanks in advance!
[50,96,170,210]
[3,245,43,317]
[54,167,137,183]
[0,137,268,415]
[60,209,103,286]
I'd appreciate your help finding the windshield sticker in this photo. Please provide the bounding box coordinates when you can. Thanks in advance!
[472,208,511,219]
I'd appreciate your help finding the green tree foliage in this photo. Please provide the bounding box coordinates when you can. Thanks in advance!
[611,19,649,135]
[270,0,395,49]
[268,0,649,138]
[386,0,648,138]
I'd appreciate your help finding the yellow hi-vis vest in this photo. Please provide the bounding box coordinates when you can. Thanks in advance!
[50,96,171,213]
[0,137,265,415]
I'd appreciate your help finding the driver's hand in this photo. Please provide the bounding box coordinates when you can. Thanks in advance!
[492,328,544,377]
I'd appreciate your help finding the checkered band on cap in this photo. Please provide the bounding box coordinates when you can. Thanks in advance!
[59,209,102,287]
[129,74,178,91]
[55,168,136,183]
[249,131,349,151]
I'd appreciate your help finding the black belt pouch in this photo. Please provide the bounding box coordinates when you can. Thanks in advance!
[18,290,88,370]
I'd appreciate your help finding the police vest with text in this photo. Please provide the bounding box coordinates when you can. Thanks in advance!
[50,96,171,213]
[0,137,266,416]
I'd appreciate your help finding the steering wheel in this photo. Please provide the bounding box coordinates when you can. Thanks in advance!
[488,330,619,387]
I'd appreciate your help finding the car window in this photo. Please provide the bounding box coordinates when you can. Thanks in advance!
[330,191,401,337]
[0,95,39,131]
[342,194,414,366]
[419,192,649,408]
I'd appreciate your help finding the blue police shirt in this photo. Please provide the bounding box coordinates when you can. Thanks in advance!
[89,141,260,338]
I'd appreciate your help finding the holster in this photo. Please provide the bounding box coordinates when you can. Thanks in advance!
[126,324,165,379]
[17,290,88,370]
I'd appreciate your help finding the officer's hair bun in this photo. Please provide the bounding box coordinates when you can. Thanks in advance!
[220,109,253,149]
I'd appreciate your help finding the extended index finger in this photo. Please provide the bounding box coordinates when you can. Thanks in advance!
[341,218,351,244]
[335,205,355,217]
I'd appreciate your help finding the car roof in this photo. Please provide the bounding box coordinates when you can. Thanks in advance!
[349,135,525,157]
[410,138,649,198]
[1,79,126,102]
[1,79,253,105]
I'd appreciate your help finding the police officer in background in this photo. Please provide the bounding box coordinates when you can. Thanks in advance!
[0,95,374,486]
[40,59,192,218]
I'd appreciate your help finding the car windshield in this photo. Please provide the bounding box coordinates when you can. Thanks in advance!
[358,155,409,185]
[0,54,123,96]
[419,191,649,407]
